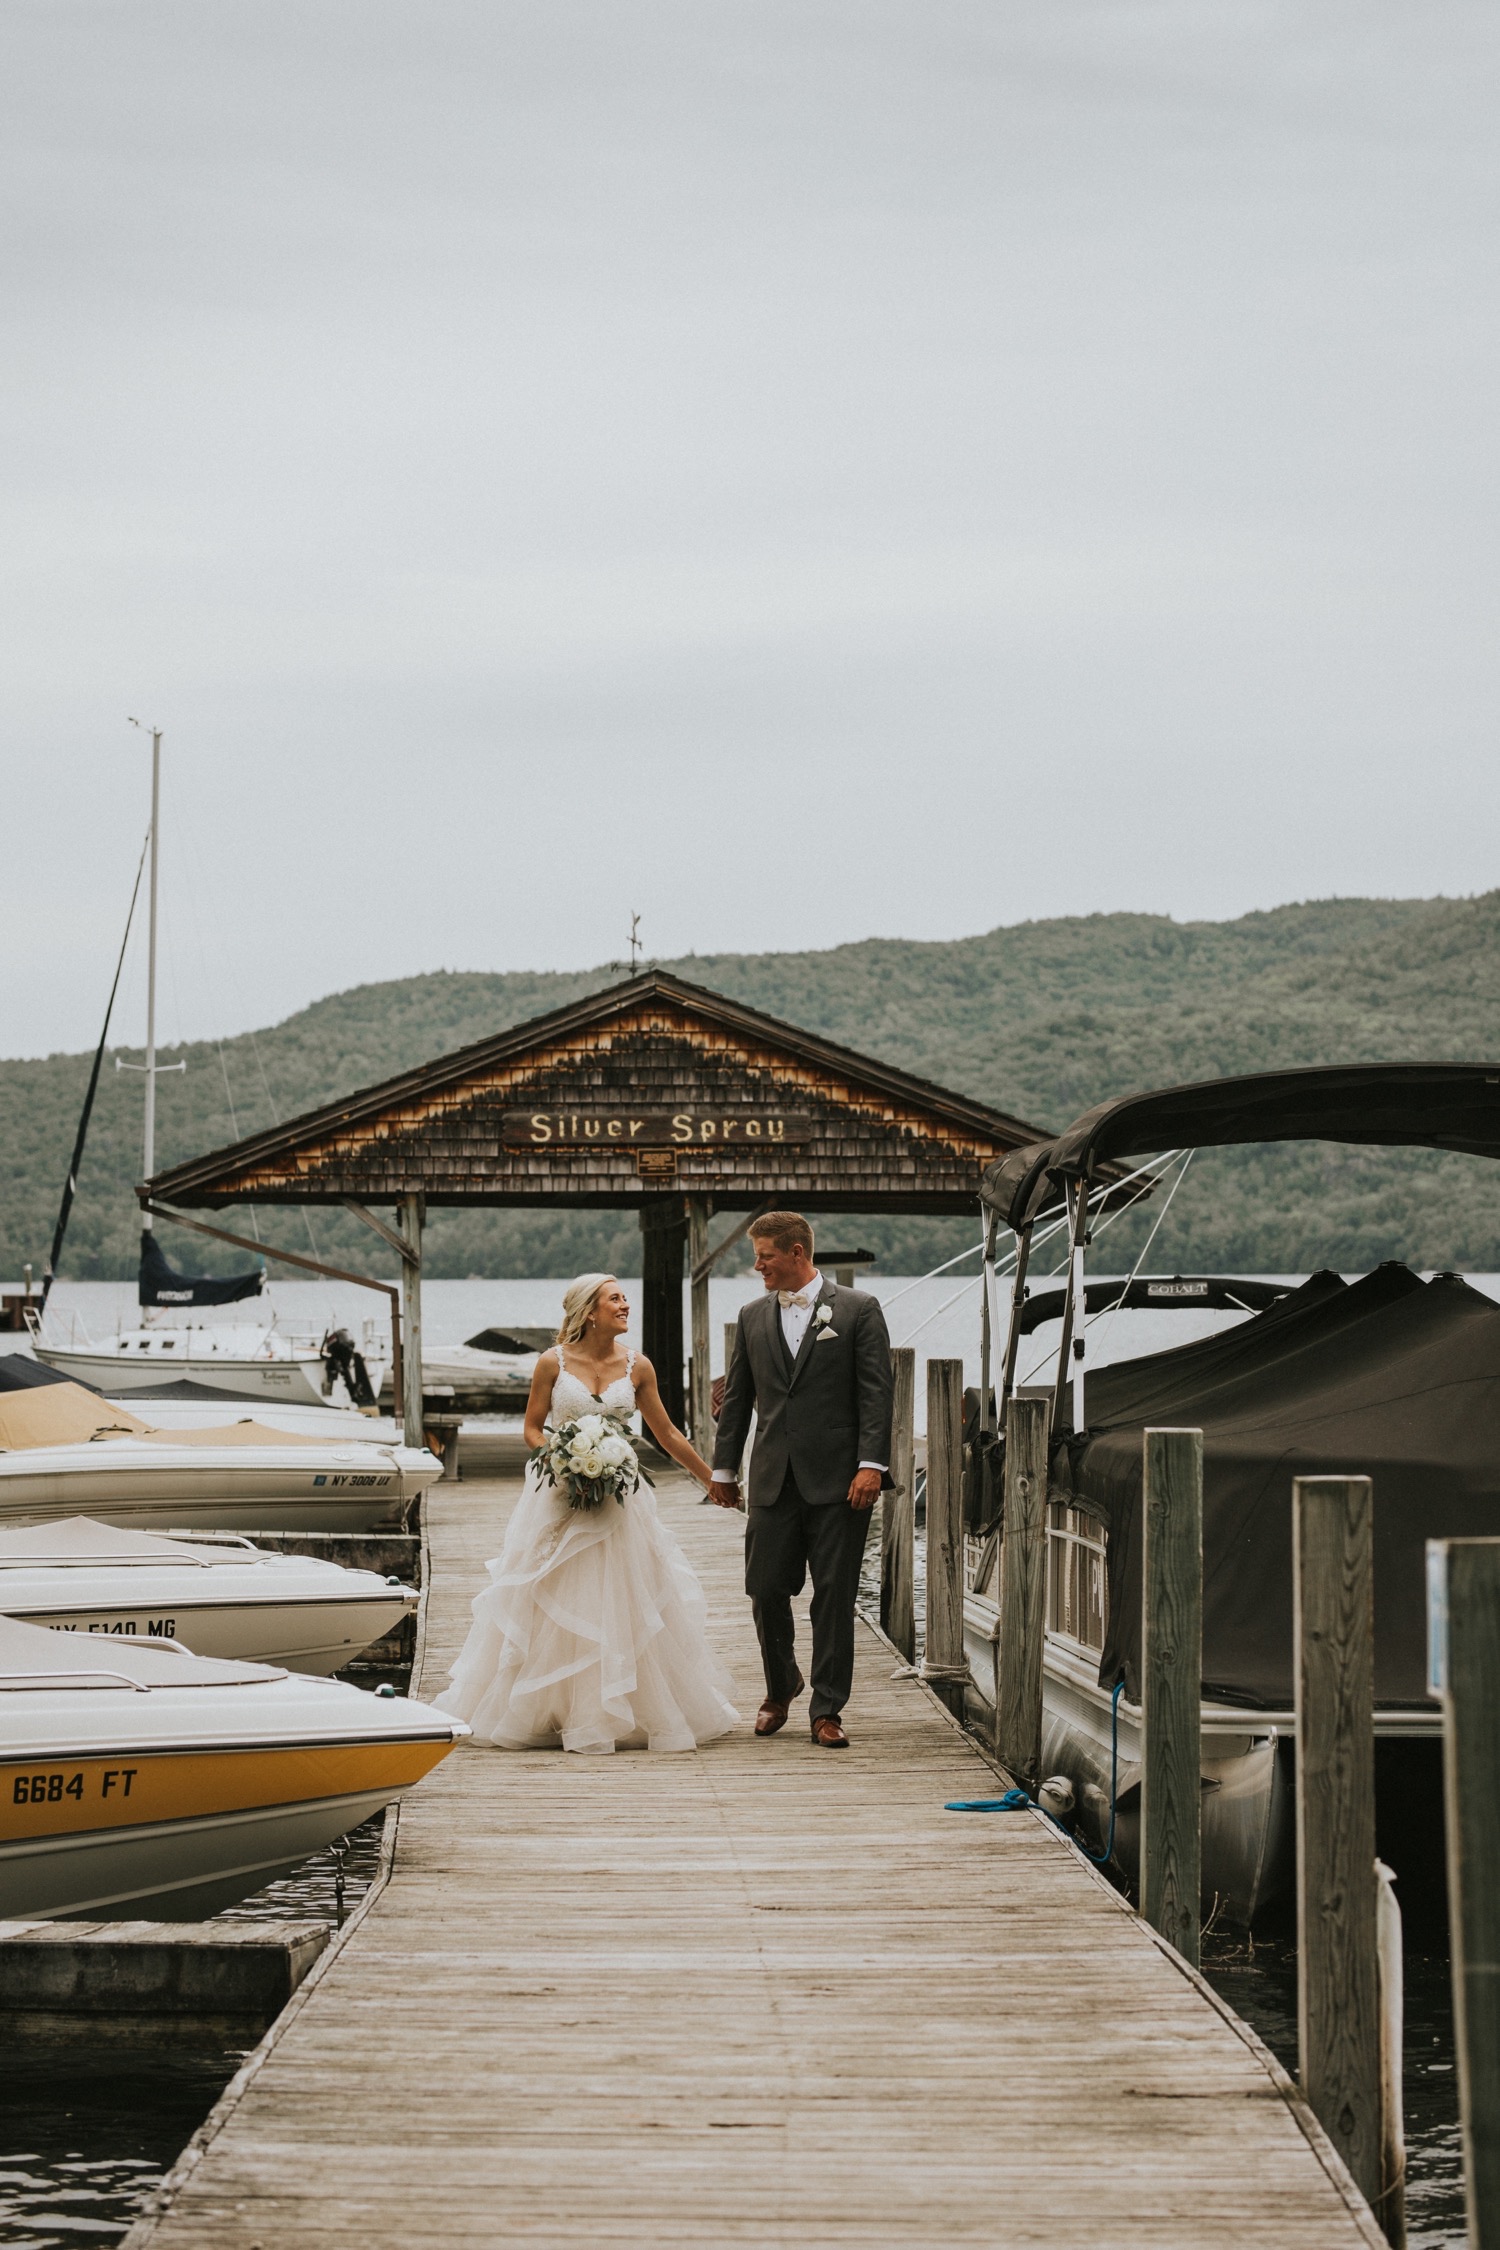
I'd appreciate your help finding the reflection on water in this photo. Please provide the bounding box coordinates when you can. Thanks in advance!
[1202,1922,1465,2249]
[0,1815,390,2244]
[0,2051,236,2248]
[216,1810,386,1928]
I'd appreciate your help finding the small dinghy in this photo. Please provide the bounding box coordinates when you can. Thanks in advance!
[0,1610,465,1919]
[0,1370,441,1533]
[0,1518,416,1674]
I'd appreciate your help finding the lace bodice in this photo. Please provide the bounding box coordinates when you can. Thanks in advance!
[548,1346,638,1425]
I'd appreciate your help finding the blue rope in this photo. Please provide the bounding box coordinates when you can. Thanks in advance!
[1081,1677,1126,1865]
[945,1675,1126,1867]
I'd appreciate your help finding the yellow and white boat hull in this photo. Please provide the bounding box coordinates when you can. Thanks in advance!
[0,1612,464,1920]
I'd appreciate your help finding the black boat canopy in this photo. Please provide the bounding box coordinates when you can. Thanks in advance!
[1048,1062,1500,1181]
[1013,1275,1290,1338]
[1062,1264,1500,1708]
[982,1063,1500,1228]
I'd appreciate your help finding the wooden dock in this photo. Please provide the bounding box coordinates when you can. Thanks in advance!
[126,1473,1384,2248]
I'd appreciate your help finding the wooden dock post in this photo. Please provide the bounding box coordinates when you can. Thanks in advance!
[1294,1475,1381,2216]
[1430,1536,1500,2249]
[920,1358,969,1716]
[398,1191,424,1440]
[996,1393,1048,1788]
[881,1347,916,1663]
[686,1197,712,1450]
[1140,1428,1203,1968]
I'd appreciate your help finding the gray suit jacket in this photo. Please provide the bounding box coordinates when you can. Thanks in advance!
[713,1280,895,1509]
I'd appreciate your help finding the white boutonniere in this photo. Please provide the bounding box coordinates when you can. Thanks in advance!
[815,1305,838,1340]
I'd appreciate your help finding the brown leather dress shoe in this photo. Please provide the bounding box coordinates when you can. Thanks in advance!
[755,1674,806,1736]
[810,1715,848,1748]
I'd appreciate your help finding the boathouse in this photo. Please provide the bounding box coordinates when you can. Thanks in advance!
[142,970,1051,1432]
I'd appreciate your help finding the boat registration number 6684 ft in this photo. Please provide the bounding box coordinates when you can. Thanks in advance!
[0,1739,450,1843]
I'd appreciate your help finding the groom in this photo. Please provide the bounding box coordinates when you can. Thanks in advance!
[711,1212,894,1748]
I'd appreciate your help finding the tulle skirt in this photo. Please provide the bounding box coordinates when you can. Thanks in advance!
[433,1466,740,1753]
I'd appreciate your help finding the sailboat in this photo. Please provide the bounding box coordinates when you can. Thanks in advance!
[30,729,387,1411]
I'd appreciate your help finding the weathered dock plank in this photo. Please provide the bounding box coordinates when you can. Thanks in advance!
[126,1474,1382,2249]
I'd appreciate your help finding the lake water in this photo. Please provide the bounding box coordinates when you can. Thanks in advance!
[35,1268,1500,1429]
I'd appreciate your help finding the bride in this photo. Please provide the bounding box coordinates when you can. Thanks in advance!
[435,1274,739,1753]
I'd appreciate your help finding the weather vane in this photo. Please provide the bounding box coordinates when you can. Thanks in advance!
[628,911,642,970]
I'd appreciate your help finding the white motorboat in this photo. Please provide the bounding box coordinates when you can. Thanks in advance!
[0,1610,465,1919]
[382,1325,550,1412]
[35,1317,388,1411]
[0,1519,416,1675]
[0,1380,440,1534]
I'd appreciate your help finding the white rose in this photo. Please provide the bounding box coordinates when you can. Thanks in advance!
[577,1414,606,1440]
[580,1450,606,1477]
[599,1433,630,1466]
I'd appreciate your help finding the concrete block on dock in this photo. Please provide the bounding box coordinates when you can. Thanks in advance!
[0,1917,329,2047]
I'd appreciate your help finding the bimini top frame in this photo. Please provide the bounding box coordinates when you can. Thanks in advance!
[981,1061,1500,1438]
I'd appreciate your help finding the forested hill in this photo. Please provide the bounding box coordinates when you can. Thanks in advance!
[6,892,1500,1283]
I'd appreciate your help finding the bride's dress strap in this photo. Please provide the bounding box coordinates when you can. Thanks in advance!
[625,1348,636,1382]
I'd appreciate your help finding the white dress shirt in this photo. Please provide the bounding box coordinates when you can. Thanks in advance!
[712,1273,886,1481]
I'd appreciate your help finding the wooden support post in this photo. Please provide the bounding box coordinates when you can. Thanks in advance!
[639,1197,687,1430]
[920,1358,968,1716]
[1431,1536,1500,2249]
[1140,1428,1203,1967]
[686,1197,712,1451]
[881,1347,916,1663]
[996,1393,1047,1787]
[1294,1474,1381,2214]
[399,1192,424,1442]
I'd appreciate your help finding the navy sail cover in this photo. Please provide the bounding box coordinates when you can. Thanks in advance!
[138,1230,265,1309]
[1062,1264,1500,1709]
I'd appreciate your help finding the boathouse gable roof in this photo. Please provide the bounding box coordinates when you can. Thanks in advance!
[141,971,1051,1216]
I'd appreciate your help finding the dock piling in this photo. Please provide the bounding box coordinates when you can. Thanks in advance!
[995,1392,1047,1788]
[1140,1427,1203,1967]
[1430,1534,1500,2250]
[919,1357,968,1716]
[1294,1474,1382,2217]
[881,1347,916,1663]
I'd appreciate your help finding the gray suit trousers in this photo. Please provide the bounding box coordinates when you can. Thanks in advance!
[744,1468,872,1722]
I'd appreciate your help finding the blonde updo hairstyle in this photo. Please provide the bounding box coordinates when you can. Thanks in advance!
[557,1273,616,1349]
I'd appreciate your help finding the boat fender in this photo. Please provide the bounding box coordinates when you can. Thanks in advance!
[1037,1775,1076,1826]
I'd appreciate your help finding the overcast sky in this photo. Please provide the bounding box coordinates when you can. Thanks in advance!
[4,2,1498,1059]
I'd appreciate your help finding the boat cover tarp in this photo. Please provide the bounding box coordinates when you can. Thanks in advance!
[463,1327,552,1355]
[0,1517,259,1568]
[0,1382,368,1455]
[142,1421,378,1451]
[138,1229,265,1309]
[0,1385,149,1452]
[0,1357,81,1394]
[1063,1264,1500,1708]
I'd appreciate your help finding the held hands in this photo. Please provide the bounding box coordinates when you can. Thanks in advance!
[846,1467,882,1512]
[709,1480,745,1511]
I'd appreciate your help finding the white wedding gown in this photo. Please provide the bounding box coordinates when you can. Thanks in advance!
[434,1352,740,1753]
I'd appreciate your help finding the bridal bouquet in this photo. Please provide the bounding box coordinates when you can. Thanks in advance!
[531,1412,641,1512]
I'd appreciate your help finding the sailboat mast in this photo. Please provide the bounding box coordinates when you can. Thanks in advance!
[141,727,161,1228]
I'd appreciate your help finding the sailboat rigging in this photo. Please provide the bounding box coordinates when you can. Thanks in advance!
[31,729,395,1407]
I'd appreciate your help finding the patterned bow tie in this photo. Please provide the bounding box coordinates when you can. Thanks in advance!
[778,1288,816,1309]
